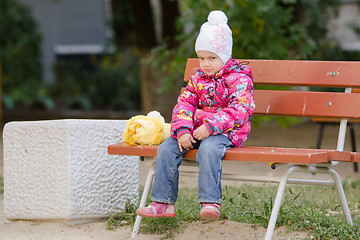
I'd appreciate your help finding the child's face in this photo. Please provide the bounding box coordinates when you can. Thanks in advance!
[196,50,224,76]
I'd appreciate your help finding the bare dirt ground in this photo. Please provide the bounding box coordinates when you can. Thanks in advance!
[1,120,359,240]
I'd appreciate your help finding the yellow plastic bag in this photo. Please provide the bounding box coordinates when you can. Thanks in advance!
[122,111,171,145]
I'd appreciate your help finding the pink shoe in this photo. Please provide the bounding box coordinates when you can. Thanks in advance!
[136,202,176,218]
[199,203,221,220]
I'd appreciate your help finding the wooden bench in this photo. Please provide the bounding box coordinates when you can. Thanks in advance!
[108,59,360,239]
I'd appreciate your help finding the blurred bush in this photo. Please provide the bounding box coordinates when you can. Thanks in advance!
[2,0,359,116]
[149,0,345,90]
[0,0,44,109]
[0,0,141,112]
[52,48,141,111]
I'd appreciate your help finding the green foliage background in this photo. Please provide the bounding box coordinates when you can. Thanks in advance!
[149,0,344,92]
[0,0,43,108]
[51,49,141,110]
[1,0,360,113]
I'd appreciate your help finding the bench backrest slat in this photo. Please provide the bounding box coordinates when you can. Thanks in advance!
[184,58,360,88]
[255,90,360,118]
[183,58,360,119]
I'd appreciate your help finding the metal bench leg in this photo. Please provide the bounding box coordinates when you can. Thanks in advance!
[131,161,155,238]
[265,165,300,240]
[349,123,358,172]
[316,123,325,149]
[328,168,353,225]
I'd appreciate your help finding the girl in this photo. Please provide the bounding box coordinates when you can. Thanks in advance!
[136,10,255,220]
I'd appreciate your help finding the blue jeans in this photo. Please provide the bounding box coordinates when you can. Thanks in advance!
[151,135,233,204]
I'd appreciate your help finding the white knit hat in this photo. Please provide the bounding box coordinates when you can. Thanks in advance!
[195,10,233,64]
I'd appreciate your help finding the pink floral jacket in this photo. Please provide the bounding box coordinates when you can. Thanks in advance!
[170,58,255,147]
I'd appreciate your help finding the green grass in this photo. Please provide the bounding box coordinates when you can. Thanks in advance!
[107,178,360,239]
[0,177,3,194]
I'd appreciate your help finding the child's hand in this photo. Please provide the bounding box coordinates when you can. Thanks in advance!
[178,133,196,152]
[193,125,210,141]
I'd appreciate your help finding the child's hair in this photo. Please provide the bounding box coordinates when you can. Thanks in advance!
[195,10,233,64]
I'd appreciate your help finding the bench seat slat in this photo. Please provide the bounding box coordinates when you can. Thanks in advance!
[242,146,351,162]
[224,148,327,164]
[108,142,158,157]
[352,152,360,162]
[108,143,351,165]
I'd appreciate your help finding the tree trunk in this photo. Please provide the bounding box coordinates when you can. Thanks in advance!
[110,0,134,48]
[138,53,181,122]
[132,0,180,121]
[132,0,158,116]
[154,0,181,121]
[161,0,180,48]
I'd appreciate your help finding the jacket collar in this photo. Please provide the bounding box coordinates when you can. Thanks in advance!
[196,58,241,80]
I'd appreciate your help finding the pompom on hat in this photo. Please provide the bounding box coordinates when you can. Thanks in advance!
[195,10,233,65]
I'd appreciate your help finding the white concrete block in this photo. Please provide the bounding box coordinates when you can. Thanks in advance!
[3,119,138,224]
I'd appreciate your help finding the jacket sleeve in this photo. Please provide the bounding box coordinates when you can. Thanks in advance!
[204,70,255,135]
[170,77,199,138]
